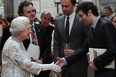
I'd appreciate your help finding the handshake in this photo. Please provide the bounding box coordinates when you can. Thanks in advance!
[32,57,65,77]
[50,57,65,71]
[39,57,65,77]
[49,58,65,77]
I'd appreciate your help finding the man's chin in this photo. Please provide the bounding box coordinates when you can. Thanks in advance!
[63,12,69,16]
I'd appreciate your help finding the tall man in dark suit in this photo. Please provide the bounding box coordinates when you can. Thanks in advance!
[56,2,116,77]
[53,0,89,77]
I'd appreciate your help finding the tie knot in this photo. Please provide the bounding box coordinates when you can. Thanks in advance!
[91,27,94,32]
[31,25,35,28]
[31,25,35,33]
[67,16,69,20]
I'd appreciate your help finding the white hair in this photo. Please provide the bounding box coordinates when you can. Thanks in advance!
[10,16,30,36]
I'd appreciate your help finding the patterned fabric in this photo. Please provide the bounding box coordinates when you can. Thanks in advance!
[30,26,39,46]
[1,36,43,77]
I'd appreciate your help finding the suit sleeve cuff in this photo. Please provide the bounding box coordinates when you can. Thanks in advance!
[63,58,67,65]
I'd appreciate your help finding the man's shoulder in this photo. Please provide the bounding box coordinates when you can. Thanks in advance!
[98,18,114,30]
[99,17,111,25]
[55,15,64,20]
[34,23,44,29]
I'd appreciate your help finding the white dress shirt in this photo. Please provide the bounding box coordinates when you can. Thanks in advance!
[65,11,76,35]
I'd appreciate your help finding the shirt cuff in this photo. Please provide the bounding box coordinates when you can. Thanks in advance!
[63,58,67,65]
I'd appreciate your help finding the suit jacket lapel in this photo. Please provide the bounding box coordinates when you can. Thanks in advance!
[94,18,102,38]
[90,18,102,46]
[69,15,78,40]
[60,16,68,41]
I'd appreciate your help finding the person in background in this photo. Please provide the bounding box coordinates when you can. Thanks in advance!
[110,12,116,28]
[37,11,54,77]
[50,16,55,26]
[0,18,8,29]
[53,0,89,77]
[0,18,9,51]
[101,6,113,20]
[40,11,54,51]
[0,18,11,53]
[56,1,116,77]
[0,18,3,43]
[6,16,14,26]
[1,16,61,77]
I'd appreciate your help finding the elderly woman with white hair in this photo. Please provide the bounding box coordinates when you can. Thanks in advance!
[1,16,61,77]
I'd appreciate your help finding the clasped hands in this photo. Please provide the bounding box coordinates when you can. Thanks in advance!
[54,49,75,77]
[55,49,75,67]
[32,57,62,77]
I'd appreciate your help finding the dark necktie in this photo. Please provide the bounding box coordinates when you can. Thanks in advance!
[90,27,94,45]
[65,17,69,38]
[91,27,94,36]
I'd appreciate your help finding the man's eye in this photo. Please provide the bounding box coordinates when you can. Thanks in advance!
[27,10,35,13]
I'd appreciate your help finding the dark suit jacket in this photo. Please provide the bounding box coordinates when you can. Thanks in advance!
[53,14,89,77]
[65,18,116,77]
[0,26,11,52]
[23,23,49,64]
[43,25,54,63]
[44,25,54,48]
[35,25,54,77]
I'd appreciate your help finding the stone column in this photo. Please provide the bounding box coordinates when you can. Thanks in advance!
[4,0,14,18]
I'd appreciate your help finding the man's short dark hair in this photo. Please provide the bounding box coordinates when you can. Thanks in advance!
[61,0,76,5]
[18,1,33,16]
[76,2,99,16]
[70,0,76,5]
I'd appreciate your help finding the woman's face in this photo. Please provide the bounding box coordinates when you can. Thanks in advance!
[1,21,7,28]
[112,16,116,28]
[40,14,51,27]
[20,24,30,41]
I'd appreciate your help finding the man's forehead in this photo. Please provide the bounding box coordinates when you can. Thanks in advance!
[23,5,34,10]
[77,10,84,14]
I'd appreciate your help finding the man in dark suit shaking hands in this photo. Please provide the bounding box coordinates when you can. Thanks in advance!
[56,1,116,77]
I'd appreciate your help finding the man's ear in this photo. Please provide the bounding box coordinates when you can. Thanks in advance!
[87,9,92,16]
[19,12,24,16]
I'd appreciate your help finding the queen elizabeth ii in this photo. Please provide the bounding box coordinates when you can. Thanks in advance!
[1,16,61,77]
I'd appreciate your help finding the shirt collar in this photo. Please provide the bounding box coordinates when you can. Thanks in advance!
[32,22,35,25]
[91,16,100,29]
[65,11,75,19]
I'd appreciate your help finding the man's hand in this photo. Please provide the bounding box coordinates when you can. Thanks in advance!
[89,61,97,70]
[55,57,65,67]
[64,49,75,56]
[50,62,61,77]
[55,71,61,77]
